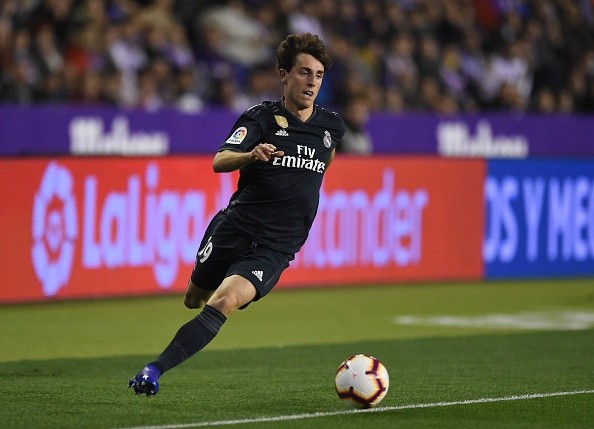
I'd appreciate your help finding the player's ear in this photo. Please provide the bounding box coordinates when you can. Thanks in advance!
[279,69,288,84]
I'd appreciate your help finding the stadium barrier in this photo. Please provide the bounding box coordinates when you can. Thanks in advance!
[0,156,484,302]
[485,159,594,278]
[2,105,594,157]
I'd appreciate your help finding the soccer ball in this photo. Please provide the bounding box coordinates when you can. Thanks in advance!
[334,354,389,409]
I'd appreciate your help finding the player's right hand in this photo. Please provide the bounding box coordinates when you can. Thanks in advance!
[251,143,285,162]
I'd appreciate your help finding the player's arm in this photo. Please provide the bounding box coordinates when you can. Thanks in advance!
[213,144,285,173]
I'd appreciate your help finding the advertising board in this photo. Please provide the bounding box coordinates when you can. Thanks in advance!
[2,106,594,158]
[0,156,484,302]
[485,159,594,278]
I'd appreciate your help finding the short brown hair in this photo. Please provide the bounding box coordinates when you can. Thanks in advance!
[276,33,332,72]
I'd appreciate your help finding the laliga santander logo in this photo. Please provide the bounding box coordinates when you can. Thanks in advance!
[30,160,234,297]
[31,162,78,297]
[28,160,430,298]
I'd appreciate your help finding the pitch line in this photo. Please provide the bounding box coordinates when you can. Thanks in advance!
[120,389,594,429]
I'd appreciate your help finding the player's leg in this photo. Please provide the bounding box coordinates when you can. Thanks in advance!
[184,278,214,309]
[128,213,246,396]
[128,285,225,396]
[224,245,294,309]
[128,276,255,396]
[204,274,258,316]
[152,275,256,370]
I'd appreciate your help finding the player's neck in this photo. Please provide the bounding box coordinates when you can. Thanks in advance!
[282,97,314,122]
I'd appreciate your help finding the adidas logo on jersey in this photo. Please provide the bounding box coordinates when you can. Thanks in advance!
[275,129,289,137]
[252,270,263,281]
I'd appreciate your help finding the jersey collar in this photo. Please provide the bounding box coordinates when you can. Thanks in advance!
[278,98,318,124]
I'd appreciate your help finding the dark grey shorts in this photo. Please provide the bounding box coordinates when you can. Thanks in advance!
[190,210,293,303]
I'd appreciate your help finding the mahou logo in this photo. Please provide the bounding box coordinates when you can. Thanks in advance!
[31,162,78,296]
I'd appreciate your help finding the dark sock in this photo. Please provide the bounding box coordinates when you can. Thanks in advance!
[150,305,226,373]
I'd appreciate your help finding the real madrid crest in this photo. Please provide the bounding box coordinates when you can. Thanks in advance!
[274,115,289,129]
[323,130,332,148]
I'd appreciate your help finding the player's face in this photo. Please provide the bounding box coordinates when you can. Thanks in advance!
[282,53,325,114]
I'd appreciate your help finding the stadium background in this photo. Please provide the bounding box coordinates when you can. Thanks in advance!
[1,0,594,303]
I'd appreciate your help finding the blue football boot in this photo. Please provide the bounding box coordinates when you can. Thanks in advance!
[128,364,161,396]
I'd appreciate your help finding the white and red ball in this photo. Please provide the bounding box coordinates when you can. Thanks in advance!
[334,354,390,409]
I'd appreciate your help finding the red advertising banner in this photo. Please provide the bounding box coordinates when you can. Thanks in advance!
[285,157,485,287]
[0,156,484,302]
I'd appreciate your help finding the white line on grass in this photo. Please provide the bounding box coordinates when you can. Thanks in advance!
[119,389,594,429]
[394,310,594,331]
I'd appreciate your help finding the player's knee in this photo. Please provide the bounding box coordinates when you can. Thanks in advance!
[184,290,206,309]
[206,276,256,315]
[184,280,212,309]
[184,291,195,308]
[184,293,199,309]
[207,294,243,316]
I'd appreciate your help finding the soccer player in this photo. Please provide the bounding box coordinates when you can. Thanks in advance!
[128,33,345,396]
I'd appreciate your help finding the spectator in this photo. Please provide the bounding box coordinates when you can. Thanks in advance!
[337,95,373,155]
[175,67,204,113]
[198,0,274,69]
[136,64,164,111]
[193,19,239,102]
[0,58,35,103]
[383,86,405,113]
[208,75,248,112]
[439,44,466,103]
[0,0,592,115]
[107,14,148,106]
[556,89,575,113]
[31,23,64,79]
[384,32,417,89]
[76,70,104,104]
[415,76,443,112]
[481,39,532,108]
[287,0,326,41]
[239,64,281,110]
[416,33,441,80]
[163,22,195,70]
[532,87,556,113]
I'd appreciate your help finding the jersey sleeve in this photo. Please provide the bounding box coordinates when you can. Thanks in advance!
[316,107,347,150]
[333,113,347,145]
[218,109,266,153]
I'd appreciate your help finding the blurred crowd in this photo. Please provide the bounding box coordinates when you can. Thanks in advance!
[0,0,593,115]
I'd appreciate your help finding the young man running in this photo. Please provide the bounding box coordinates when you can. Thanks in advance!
[128,32,345,396]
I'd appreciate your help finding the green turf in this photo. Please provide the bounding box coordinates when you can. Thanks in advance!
[0,279,593,428]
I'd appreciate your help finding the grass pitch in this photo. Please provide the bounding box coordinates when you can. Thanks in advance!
[1,279,593,428]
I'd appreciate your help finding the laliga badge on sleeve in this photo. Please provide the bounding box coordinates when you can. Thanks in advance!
[226,127,248,144]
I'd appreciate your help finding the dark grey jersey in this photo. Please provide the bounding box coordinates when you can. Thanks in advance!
[218,100,346,254]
